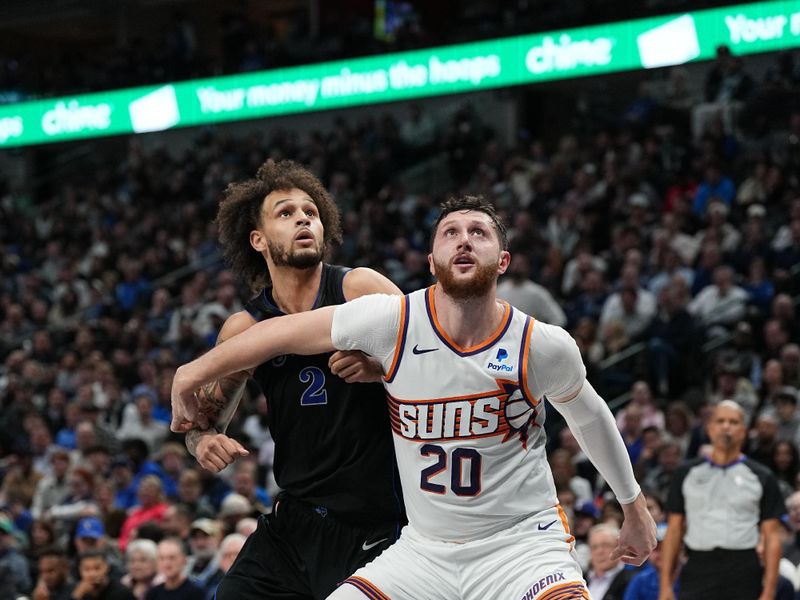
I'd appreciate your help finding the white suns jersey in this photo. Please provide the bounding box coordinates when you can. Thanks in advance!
[332,287,586,543]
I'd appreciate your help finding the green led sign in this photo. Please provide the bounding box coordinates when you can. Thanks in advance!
[1,0,798,148]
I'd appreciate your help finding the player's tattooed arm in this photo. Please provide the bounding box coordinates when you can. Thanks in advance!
[182,311,256,458]
[193,360,249,429]
[184,378,249,459]
[184,371,248,457]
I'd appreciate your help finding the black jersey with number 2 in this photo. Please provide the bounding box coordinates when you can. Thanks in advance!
[245,264,404,525]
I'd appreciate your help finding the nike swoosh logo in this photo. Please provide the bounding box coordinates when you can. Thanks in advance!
[362,537,389,551]
[412,345,438,355]
[538,520,558,531]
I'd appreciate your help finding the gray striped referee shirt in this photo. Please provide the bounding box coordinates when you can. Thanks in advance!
[665,455,784,551]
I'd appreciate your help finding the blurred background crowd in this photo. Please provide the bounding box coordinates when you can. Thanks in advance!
[1,0,800,598]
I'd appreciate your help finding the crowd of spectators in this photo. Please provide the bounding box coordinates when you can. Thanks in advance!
[0,43,799,598]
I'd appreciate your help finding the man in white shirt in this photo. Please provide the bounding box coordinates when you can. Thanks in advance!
[117,388,168,453]
[599,266,656,340]
[30,448,71,519]
[688,265,748,330]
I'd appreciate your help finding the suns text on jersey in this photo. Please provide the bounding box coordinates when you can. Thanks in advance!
[387,380,535,443]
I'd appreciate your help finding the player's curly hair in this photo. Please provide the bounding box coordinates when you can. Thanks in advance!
[216,159,342,291]
[430,195,508,250]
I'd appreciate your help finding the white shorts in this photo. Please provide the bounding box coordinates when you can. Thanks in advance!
[340,506,588,600]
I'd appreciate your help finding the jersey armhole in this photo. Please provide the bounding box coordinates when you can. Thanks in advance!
[332,264,352,303]
[517,316,539,407]
[383,295,410,384]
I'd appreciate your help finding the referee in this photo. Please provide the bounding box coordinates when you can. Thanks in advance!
[659,400,784,600]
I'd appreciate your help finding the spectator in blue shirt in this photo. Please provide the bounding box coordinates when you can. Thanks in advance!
[693,162,736,215]
[115,259,152,315]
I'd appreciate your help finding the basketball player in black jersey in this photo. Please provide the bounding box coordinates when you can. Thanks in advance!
[173,160,405,600]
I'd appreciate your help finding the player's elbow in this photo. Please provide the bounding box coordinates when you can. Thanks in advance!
[172,364,194,395]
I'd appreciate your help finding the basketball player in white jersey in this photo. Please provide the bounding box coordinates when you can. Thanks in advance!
[172,196,656,599]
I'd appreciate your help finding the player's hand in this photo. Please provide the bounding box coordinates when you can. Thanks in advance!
[171,367,210,432]
[614,493,657,566]
[329,350,383,383]
[195,432,249,473]
[657,590,675,600]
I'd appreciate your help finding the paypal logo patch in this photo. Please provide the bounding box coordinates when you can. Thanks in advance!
[487,348,513,372]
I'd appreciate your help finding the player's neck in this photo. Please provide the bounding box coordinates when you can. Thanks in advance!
[433,284,505,349]
[269,262,324,314]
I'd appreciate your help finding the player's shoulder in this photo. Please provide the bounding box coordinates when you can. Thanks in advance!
[528,319,578,354]
[342,266,402,300]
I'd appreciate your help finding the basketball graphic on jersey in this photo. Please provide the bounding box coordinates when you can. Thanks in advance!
[504,388,534,431]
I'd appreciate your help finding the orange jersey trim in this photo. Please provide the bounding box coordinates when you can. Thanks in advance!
[537,581,590,600]
[557,503,576,548]
[426,286,512,355]
[383,295,409,383]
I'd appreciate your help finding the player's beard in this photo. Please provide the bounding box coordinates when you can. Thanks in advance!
[268,239,323,269]
[433,256,498,300]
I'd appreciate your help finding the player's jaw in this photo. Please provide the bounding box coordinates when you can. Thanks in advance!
[432,252,499,299]
[268,233,323,269]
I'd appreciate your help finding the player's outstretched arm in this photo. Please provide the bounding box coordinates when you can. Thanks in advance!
[171,305,338,432]
[550,380,656,565]
[530,323,656,565]
[329,267,403,383]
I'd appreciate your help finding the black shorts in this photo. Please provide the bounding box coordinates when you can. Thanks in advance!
[679,548,762,600]
[215,494,402,600]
